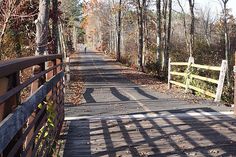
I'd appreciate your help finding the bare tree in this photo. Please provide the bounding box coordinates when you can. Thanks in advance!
[219,0,230,86]
[188,0,195,57]
[117,0,122,61]
[52,0,59,54]
[156,0,161,64]
[199,7,214,47]
[0,0,21,59]
[177,0,190,53]
[35,0,50,55]
[162,0,167,70]
[166,0,172,70]
[137,0,146,71]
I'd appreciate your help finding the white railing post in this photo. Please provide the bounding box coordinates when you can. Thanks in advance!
[66,57,70,82]
[215,60,227,102]
[185,57,194,92]
[168,58,171,89]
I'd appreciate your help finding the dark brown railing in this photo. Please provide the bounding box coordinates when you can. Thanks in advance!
[0,54,64,157]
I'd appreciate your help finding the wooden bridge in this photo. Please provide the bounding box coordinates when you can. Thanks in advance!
[1,49,236,156]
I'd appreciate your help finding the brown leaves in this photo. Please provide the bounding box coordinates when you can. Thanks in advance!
[119,64,214,105]
[65,74,85,106]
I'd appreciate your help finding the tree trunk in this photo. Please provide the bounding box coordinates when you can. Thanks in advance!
[35,0,50,55]
[72,25,77,51]
[116,0,122,62]
[222,0,230,86]
[13,22,21,58]
[188,0,195,57]
[166,0,172,69]
[177,0,190,53]
[162,0,167,70]
[156,0,161,64]
[52,0,59,54]
[137,0,145,71]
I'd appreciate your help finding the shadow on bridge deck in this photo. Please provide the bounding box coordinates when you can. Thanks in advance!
[61,108,236,157]
[59,50,236,156]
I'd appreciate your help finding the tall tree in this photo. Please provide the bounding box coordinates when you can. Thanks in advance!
[137,0,146,71]
[116,0,122,61]
[188,0,195,57]
[52,0,59,54]
[0,0,22,59]
[166,0,172,56]
[220,0,230,86]
[35,0,50,55]
[156,0,161,64]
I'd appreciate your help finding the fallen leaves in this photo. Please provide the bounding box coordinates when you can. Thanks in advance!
[118,63,221,105]
[65,73,85,106]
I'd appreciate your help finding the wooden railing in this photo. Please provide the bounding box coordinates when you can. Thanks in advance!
[0,54,64,157]
[168,57,227,102]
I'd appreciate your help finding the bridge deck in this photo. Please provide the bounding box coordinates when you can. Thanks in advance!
[60,50,236,157]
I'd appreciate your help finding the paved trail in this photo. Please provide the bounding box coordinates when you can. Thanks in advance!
[61,50,236,157]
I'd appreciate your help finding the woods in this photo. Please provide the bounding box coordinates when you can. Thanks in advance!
[0,0,82,60]
[0,0,236,102]
[82,0,236,102]
[1,1,236,156]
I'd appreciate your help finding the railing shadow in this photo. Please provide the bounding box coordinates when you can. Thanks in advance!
[62,119,91,157]
[61,108,236,156]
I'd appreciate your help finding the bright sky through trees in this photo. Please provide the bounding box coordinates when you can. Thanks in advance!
[174,0,236,16]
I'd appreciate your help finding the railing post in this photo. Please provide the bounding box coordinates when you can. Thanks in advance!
[66,57,70,82]
[215,60,227,102]
[234,52,236,114]
[185,57,194,92]
[0,73,21,156]
[25,63,46,157]
[0,77,9,121]
[168,58,171,89]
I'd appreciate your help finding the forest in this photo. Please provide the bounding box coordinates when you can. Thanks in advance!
[83,0,236,103]
[0,0,235,103]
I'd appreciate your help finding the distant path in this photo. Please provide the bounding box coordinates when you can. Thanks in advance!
[60,48,236,157]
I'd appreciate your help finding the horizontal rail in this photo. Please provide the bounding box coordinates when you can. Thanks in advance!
[170,72,185,77]
[0,71,64,153]
[188,85,216,98]
[170,62,188,66]
[0,63,62,104]
[191,64,221,71]
[191,74,218,84]
[170,80,186,88]
[0,54,62,78]
[168,58,226,101]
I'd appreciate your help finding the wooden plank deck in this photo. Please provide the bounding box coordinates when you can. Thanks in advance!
[59,49,236,157]
[61,113,236,157]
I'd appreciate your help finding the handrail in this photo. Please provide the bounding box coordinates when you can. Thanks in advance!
[0,54,62,78]
[0,54,64,157]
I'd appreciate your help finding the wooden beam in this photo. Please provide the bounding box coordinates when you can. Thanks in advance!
[234,52,236,114]
[191,64,221,71]
[170,62,188,66]
[0,73,21,156]
[169,80,186,88]
[215,60,227,102]
[168,58,171,89]
[170,71,185,77]
[188,85,216,98]
[191,74,218,84]
[0,72,64,154]
[0,77,8,121]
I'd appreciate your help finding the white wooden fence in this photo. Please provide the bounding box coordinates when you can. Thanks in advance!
[168,57,227,102]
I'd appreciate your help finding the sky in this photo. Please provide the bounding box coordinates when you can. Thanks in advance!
[174,0,236,17]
